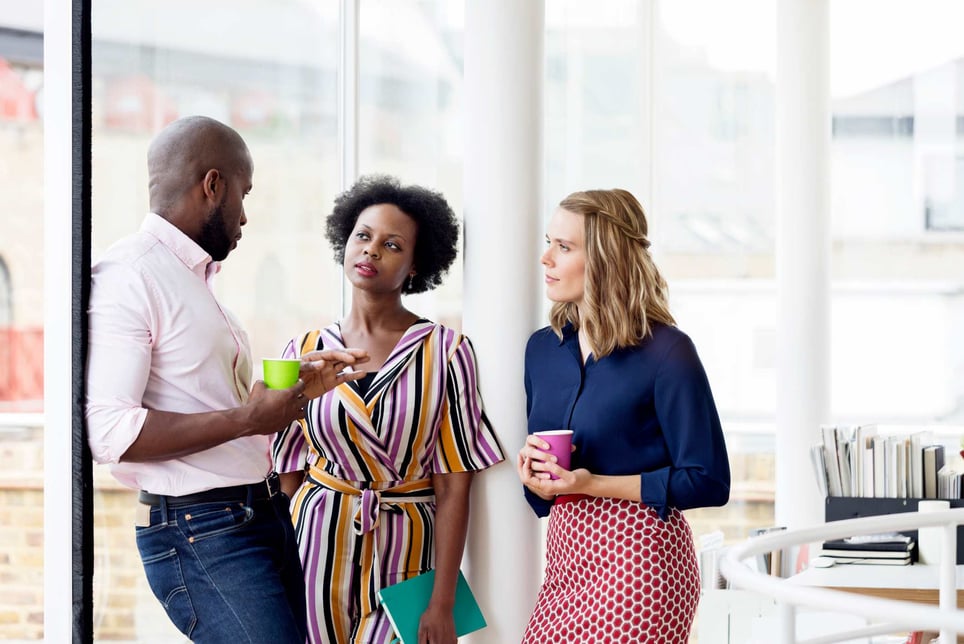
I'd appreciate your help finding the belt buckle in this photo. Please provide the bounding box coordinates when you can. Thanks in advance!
[265,472,280,498]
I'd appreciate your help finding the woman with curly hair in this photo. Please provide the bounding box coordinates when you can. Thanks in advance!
[272,175,504,644]
[516,189,730,644]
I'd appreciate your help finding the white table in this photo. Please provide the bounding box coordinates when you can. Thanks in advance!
[788,563,964,606]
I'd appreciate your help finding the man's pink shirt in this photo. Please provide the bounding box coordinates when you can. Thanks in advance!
[86,213,272,495]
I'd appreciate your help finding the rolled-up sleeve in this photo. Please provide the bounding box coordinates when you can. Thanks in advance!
[85,261,152,464]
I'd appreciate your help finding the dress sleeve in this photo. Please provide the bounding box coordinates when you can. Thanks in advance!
[271,336,310,474]
[433,335,506,474]
[640,334,731,520]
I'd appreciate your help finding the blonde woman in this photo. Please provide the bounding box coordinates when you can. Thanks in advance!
[516,189,730,644]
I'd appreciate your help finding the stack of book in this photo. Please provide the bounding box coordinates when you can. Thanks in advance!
[818,533,915,566]
[810,424,958,500]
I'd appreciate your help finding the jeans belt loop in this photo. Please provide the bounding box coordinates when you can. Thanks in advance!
[266,471,280,498]
[158,495,170,526]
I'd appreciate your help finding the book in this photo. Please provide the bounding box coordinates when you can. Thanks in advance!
[822,533,912,551]
[750,526,788,576]
[937,462,962,499]
[885,436,900,497]
[895,437,907,498]
[909,431,933,498]
[835,426,854,497]
[809,444,829,497]
[821,425,843,497]
[923,444,945,499]
[819,547,911,559]
[377,570,486,644]
[871,434,887,497]
[854,424,877,497]
[818,553,911,566]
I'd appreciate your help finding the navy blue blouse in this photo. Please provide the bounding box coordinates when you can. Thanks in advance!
[523,322,730,520]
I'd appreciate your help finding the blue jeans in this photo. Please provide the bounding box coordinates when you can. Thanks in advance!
[135,492,306,643]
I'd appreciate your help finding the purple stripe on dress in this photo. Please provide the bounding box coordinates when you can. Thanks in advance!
[383,323,432,368]
[282,338,297,359]
[386,371,409,463]
[322,391,359,480]
[302,491,326,639]
[321,326,344,349]
[385,508,406,581]
[454,340,502,464]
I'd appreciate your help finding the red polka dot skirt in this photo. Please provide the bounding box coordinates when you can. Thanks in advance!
[522,496,700,644]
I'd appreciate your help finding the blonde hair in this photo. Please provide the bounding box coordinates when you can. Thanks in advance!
[548,189,675,358]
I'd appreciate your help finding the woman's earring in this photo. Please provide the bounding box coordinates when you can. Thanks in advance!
[406,275,414,291]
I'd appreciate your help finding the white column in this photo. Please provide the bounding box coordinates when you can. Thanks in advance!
[462,1,544,642]
[775,0,830,529]
[43,0,74,640]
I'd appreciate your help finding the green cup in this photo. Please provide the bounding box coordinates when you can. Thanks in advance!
[262,358,301,390]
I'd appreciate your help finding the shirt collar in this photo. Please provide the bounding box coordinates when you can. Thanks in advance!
[560,321,578,345]
[141,213,219,277]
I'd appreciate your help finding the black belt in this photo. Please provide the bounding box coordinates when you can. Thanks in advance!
[138,472,281,507]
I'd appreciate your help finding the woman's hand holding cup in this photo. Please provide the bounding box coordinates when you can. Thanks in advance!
[517,430,575,499]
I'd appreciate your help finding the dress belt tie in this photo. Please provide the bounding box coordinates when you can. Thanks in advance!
[306,466,435,616]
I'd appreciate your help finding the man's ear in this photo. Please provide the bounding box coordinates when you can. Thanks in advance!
[201,168,221,202]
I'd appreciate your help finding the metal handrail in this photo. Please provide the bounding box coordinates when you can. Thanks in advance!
[719,508,964,643]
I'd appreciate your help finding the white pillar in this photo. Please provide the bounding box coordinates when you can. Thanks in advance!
[43,0,75,640]
[462,1,544,642]
[775,0,830,529]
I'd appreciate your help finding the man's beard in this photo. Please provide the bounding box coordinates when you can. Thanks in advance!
[199,202,232,261]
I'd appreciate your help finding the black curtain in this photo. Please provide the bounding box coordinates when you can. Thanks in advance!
[72,0,93,641]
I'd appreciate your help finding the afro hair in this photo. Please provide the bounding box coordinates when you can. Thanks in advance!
[325,175,460,294]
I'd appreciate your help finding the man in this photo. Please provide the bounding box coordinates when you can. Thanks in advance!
[86,115,367,642]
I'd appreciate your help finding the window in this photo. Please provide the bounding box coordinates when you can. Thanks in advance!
[90,2,340,638]
[358,0,465,327]
[830,1,964,422]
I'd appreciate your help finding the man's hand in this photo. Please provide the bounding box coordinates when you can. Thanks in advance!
[299,348,370,399]
[241,380,309,436]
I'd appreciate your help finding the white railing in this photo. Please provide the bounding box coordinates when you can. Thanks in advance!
[719,509,964,643]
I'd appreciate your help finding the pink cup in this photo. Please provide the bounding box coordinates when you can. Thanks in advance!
[533,430,573,479]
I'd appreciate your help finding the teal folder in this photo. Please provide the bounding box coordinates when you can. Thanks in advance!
[377,569,486,644]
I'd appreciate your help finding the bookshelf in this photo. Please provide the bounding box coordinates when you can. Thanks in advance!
[826,496,964,564]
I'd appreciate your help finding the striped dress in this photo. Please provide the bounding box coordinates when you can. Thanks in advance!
[272,320,504,644]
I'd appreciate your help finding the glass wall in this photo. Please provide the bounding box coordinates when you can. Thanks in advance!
[0,0,44,639]
[357,0,465,327]
[86,0,468,639]
[545,0,778,543]
[829,0,964,427]
[544,0,964,549]
[89,1,340,638]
